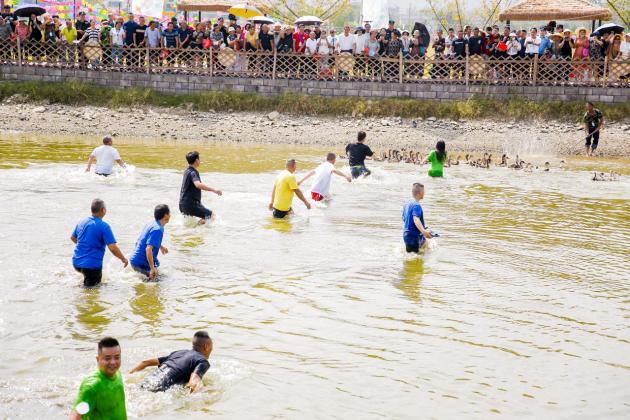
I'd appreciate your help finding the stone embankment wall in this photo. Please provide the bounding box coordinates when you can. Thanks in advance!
[1,65,629,103]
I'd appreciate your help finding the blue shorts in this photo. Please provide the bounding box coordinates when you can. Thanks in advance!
[404,236,426,253]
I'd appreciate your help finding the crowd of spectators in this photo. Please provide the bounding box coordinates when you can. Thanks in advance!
[1,4,629,82]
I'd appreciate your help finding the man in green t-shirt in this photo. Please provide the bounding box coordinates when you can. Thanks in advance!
[69,337,127,420]
[583,101,604,157]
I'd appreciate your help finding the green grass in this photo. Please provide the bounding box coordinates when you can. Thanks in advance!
[1,80,628,122]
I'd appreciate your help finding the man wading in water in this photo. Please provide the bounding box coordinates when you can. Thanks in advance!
[583,102,604,157]
[179,151,223,225]
[69,337,127,420]
[345,131,374,179]
[85,136,126,176]
[269,159,311,218]
[129,331,212,393]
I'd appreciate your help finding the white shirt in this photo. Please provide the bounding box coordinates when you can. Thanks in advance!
[620,40,630,59]
[327,35,338,51]
[310,162,335,197]
[337,33,355,52]
[525,36,540,54]
[145,27,161,48]
[110,28,125,46]
[91,145,121,175]
[304,38,318,55]
[318,37,330,54]
[354,33,367,54]
[506,39,521,56]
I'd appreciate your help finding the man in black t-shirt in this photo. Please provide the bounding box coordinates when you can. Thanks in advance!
[179,151,223,224]
[345,131,374,179]
[130,331,213,393]
[468,27,484,55]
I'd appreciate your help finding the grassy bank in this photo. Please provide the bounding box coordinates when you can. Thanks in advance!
[1,80,628,122]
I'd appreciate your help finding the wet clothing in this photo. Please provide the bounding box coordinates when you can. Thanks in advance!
[310,162,335,197]
[141,350,210,392]
[72,216,116,270]
[130,220,164,273]
[91,145,121,175]
[179,201,212,219]
[74,266,102,287]
[272,170,298,212]
[402,200,426,252]
[179,166,211,219]
[272,208,291,219]
[345,142,374,167]
[350,165,371,179]
[583,109,603,149]
[73,370,126,420]
[311,191,324,201]
[427,150,445,177]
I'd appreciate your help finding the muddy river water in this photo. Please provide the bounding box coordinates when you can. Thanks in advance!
[0,135,628,419]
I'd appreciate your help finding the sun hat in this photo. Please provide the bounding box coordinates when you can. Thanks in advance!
[509,32,516,37]
[228,26,235,32]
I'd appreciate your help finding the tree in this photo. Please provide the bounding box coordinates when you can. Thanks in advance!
[604,0,628,26]
[264,0,351,24]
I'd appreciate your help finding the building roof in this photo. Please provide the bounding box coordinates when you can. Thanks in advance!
[498,0,613,22]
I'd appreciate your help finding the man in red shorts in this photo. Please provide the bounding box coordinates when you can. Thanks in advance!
[299,153,351,201]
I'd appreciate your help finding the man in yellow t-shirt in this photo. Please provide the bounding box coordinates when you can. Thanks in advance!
[60,20,78,42]
[269,159,311,218]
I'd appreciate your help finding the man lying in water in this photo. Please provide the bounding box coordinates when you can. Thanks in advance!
[129,331,212,393]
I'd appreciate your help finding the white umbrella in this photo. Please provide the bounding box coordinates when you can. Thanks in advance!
[295,15,323,26]
[250,15,274,25]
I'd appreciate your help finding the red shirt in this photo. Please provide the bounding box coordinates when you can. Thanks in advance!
[293,32,306,52]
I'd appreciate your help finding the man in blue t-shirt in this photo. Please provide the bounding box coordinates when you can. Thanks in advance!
[71,199,128,286]
[402,183,434,253]
[130,204,170,280]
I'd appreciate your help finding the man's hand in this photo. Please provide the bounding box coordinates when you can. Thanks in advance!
[149,267,157,280]
[423,231,432,239]
[121,257,128,267]
[215,190,223,196]
[305,202,311,210]
[160,245,168,255]
[346,176,352,182]
[268,202,273,210]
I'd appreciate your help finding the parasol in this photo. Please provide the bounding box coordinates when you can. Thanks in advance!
[250,15,274,25]
[592,23,625,37]
[13,4,46,18]
[295,16,323,26]
[228,3,263,19]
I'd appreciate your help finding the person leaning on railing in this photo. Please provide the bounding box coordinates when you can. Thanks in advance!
[145,20,161,66]
[429,29,445,79]
[109,21,125,66]
[160,21,179,66]
[0,16,12,62]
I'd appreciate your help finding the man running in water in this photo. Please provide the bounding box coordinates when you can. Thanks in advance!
[69,337,127,420]
[71,199,128,287]
[130,204,170,280]
[85,136,126,176]
[402,183,434,253]
[345,131,374,179]
[179,151,223,225]
[298,153,351,201]
[129,331,212,393]
[269,159,311,218]
[583,102,604,157]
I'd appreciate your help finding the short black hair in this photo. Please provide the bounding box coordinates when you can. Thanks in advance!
[587,101,594,106]
[186,151,200,165]
[154,204,170,221]
[357,131,366,141]
[91,198,105,214]
[98,337,120,353]
[192,330,212,351]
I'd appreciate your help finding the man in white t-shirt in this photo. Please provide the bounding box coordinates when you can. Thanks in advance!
[86,136,126,176]
[337,25,356,54]
[524,28,541,57]
[298,153,351,202]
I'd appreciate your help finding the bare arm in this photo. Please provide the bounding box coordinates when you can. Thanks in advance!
[116,159,126,168]
[69,410,81,420]
[71,236,77,244]
[269,185,276,210]
[107,243,128,267]
[145,245,157,280]
[187,372,204,393]
[298,170,316,185]
[129,358,159,374]
[413,216,432,239]
[85,155,95,172]
[332,169,352,182]
[293,188,311,209]
[193,180,222,195]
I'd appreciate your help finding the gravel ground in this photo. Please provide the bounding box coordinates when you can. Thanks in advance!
[1,98,629,157]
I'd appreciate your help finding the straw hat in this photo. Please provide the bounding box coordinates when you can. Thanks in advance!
[575,27,589,36]
[549,33,563,40]
[563,29,571,34]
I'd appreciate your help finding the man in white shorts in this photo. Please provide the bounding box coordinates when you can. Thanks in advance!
[298,153,351,201]
[85,136,126,176]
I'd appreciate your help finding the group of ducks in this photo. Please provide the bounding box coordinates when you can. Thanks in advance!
[592,172,620,181]
[373,150,553,172]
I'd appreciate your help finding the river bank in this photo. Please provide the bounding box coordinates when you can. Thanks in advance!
[2,98,629,157]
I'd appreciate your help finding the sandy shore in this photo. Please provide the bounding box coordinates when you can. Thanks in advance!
[1,99,629,157]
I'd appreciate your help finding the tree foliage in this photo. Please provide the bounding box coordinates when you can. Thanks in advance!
[263,0,351,24]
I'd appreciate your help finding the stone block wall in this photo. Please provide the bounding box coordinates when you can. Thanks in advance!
[1,65,629,104]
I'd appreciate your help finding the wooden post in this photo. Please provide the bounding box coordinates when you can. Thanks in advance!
[602,56,608,87]
[17,37,22,67]
[209,49,213,78]
[465,45,469,86]
[272,50,277,80]
[333,54,338,81]
[532,53,538,86]
[146,46,150,74]
[398,52,403,84]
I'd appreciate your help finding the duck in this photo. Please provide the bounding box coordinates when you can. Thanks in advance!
[497,154,508,167]
[544,162,550,172]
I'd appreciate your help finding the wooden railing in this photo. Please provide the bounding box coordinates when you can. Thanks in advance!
[2,39,629,88]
